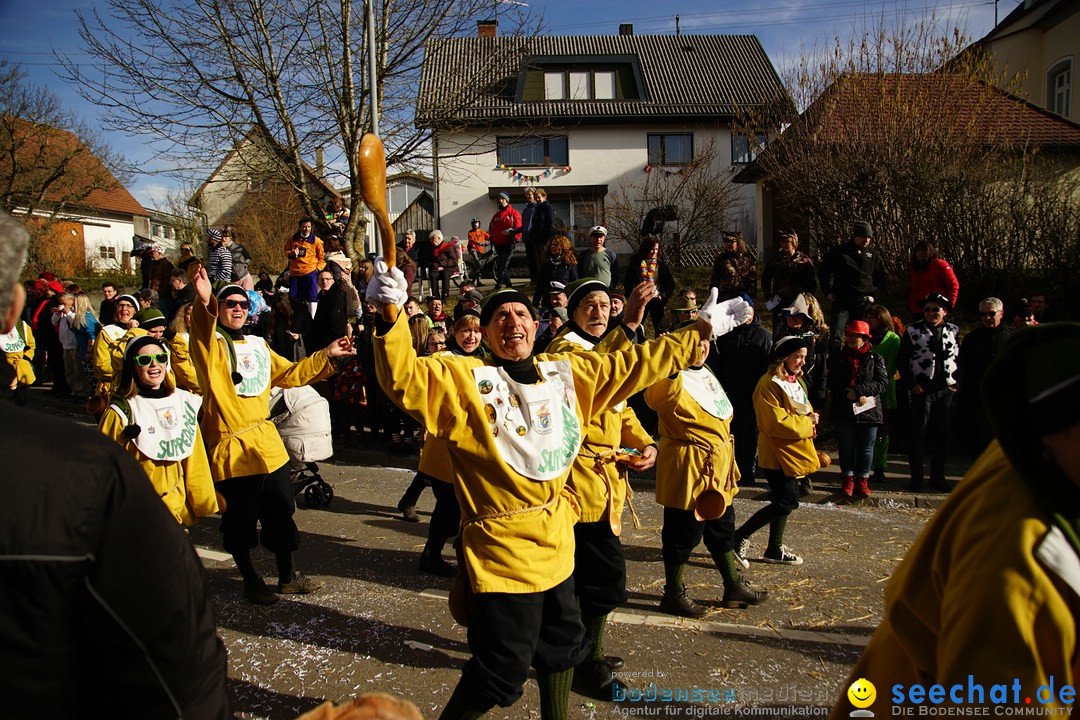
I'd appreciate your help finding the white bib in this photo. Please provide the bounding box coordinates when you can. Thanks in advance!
[112,390,203,462]
[224,335,271,397]
[682,367,733,420]
[771,375,812,415]
[473,360,582,482]
[0,324,26,354]
[102,324,127,341]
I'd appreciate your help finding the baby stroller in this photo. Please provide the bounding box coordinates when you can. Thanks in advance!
[269,385,335,508]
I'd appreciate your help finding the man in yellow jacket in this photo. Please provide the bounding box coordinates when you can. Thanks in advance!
[546,278,657,698]
[830,323,1080,718]
[189,267,354,605]
[368,260,751,720]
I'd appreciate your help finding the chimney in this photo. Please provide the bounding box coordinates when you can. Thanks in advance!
[315,147,325,178]
[478,19,497,38]
[619,23,633,36]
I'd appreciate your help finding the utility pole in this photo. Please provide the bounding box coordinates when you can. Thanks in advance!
[366,0,379,135]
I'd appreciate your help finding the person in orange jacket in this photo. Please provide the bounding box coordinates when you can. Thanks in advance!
[284,217,326,317]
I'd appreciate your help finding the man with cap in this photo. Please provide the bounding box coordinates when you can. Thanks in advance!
[488,191,522,290]
[188,267,355,605]
[545,277,657,696]
[829,323,1080,719]
[578,226,619,288]
[818,220,886,351]
[206,228,233,283]
[147,244,175,308]
[367,259,751,720]
[0,212,230,718]
[532,306,567,355]
[898,292,960,493]
[454,288,484,322]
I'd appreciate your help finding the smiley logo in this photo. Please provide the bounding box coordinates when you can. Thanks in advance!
[847,678,876,709]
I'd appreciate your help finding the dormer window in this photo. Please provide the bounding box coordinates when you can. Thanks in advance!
[1048,58,1072,118]
[543,70,619,100]
[520,55,646,103]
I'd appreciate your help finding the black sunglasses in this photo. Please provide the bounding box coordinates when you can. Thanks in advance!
[223,299,251,310]
[134,352,168,367]
[979,311,999,317]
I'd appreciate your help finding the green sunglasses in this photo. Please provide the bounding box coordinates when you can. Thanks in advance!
[134,352,169,367]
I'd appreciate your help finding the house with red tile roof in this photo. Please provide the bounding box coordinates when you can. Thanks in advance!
[1,115,149,275]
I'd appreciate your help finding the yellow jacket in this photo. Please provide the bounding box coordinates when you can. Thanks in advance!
[644,367,740,512]
[0,320,35,388]
[830,441,1080,717]
[374,313,701,594]
[99,397,219,526]
[753,373,820,478]
[547,328,653,523]
[167,332,201,394]
[93,324,138,393]
[190,299,334,481]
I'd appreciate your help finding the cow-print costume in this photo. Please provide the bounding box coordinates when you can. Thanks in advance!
[905,320,959,387]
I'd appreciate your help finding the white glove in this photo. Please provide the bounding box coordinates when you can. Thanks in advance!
[697,288,752,340]
[365,257,408,309]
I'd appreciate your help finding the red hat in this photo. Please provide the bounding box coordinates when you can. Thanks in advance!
[846,320,872,337]
[47,281,64,294]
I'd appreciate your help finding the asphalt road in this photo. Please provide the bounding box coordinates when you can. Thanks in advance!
[187,462,934,720]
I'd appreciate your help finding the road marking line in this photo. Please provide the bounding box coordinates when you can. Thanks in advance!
[609,610,870,647]
[419,589,870,647]
[194,546,232,563]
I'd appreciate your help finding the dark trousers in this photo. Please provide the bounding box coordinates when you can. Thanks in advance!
[494,244,514,288]
[428,479,461,549]
[525,240,542,283]
[460,577,589,709]
[735,469,800,550]
[400,472,433,509]
[431,266,451,300]
[829,297,871,352]
[217,464,300,556]
[836,420,879,477]
[908,388,954,482]
[573,521,627,617]
[661,505,736,566]
[644,298,666,335]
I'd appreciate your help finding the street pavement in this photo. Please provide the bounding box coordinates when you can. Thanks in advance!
[24,389,962,719]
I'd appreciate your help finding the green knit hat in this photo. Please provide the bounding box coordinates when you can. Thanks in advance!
[133,307,166,330]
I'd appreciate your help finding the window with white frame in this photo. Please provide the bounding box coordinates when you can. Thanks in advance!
[731,132,767,165]
[497,136,569,166]
[544,72,565,100]
[647,133,693,165]
[1048,59,1072,118]
[542,69,621,101]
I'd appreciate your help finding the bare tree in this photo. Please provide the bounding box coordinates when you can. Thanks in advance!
[604,138,744,267]
[0,61,132,275]
[60,0,539,251]
[738,16,1080,311]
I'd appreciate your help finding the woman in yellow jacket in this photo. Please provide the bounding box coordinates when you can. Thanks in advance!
[0,316,35,405]
[99,335,218,526]
[645,328,768,619]
[734,336,821,566]
[189,270,353,606]
[90,293,139,413]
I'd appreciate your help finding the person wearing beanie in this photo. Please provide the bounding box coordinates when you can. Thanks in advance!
[367,258,752,720]
[898,292,960,492]
[91,293,141,414]
[284,217,326,317]
[99,336,217,526]
[487,191,522,290]
[829,324,1080,719]
[544,277,655,698]
[827,320,889,498]
[818,219,885,352]
[578,226,619,289]
[645,321,769,619]
[733,336,821,567]
[133,307,167,338]
[206,227,233,284]
[188,270,355,605]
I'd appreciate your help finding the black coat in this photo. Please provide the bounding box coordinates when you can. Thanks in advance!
[818,241,885,302]
[308,283,348,351]
[707,319,772,408]
[526,201,554,247]
[0,403,228,718]
[827,347,889,424]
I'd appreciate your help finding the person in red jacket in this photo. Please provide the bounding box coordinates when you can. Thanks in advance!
[907,241,959,318]
[488,192,522,290]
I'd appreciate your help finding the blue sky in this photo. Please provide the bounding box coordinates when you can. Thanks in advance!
[0,0,1001,209]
